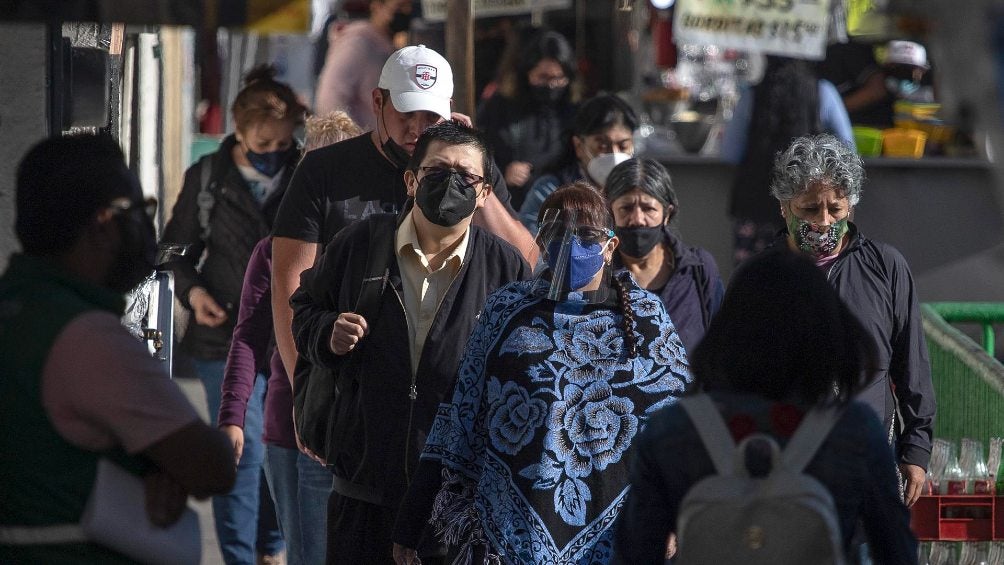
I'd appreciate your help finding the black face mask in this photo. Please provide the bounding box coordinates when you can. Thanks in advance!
[531,85,566,106]
[379,99,412,170]
[389,11,413,35]
[415,170,478,227]
[106,210,157,294]
[614,225,665,258]
[382,136,411,170]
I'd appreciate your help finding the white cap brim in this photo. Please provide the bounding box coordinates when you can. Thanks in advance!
[389,90,452,121]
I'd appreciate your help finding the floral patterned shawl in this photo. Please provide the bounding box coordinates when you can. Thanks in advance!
[420,271,692,564]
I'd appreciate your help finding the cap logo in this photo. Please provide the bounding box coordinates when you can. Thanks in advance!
[414,64,437,90]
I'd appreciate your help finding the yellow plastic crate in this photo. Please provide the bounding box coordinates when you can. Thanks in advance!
[883,128,928,158]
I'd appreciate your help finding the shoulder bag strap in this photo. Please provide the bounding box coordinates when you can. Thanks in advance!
[780,406,843,473]
[680,394,737,475]
[196,154,216,244]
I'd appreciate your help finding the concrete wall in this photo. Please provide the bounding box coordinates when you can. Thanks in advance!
[0,23,49,271]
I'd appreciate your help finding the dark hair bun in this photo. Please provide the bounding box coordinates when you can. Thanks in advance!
[243,64,279,87]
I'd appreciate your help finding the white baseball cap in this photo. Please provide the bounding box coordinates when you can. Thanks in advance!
[885,40,929,69]
[377,45,454,120]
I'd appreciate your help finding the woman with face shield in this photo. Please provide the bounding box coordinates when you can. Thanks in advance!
[394,182,691,564]
[518,94,639,232]
[605,158,724,354]
[769,134,935,509]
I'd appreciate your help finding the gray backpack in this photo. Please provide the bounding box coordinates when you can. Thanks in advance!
[675,393,847,565]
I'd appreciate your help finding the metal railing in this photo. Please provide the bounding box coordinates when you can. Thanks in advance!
[921,303,1004,445]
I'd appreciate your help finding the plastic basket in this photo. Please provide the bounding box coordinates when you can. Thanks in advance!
[883,128,928,158]
[852,126,883,157]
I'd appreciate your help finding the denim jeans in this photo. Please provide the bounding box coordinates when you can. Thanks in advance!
[194,360,285,564]
[264,445,333,565]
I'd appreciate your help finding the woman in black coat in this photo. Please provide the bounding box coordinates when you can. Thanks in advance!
[161,64,305,564]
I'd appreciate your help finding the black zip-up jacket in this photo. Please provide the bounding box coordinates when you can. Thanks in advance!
[777,223,936,469]
[162,135,299,360]
[291,214,531,508]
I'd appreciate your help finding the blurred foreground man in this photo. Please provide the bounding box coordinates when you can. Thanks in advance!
[0,135,235,564]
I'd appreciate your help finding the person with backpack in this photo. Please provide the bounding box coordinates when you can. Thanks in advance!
[603,158,724,354]
[161,65,305,564]
[613,249,917,564]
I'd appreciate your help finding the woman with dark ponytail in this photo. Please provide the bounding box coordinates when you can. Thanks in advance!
[393,182,690,564]
[162,64,305,564]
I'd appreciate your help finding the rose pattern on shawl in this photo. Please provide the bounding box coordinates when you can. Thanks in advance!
[545,381,638,480]
[548,313,633,384]
[486,377,549,455]
[648,324,688,376]
[634,295,662,318]
[425,276,694,560]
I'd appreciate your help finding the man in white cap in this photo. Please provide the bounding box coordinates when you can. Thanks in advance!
[272,44,538,384]
[883,40,934,104]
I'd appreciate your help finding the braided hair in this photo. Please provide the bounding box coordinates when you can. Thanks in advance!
[538,181,639,358]
[611,271,639,358]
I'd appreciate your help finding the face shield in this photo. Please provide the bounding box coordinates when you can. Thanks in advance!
[535,208,615,304]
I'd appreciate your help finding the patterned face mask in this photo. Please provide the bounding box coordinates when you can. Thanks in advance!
[786,207,849,258]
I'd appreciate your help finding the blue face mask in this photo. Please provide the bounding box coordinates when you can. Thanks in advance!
[246,147,290,178]
[546,236,608,290]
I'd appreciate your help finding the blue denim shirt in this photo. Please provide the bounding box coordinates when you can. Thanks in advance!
[613,391,918,564]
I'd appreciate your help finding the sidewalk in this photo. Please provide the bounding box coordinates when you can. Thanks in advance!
[175,376,225,565]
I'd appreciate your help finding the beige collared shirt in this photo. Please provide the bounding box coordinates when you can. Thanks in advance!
[395,210,470,374]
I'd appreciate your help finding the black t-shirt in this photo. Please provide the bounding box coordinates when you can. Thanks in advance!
[272,132,515,246]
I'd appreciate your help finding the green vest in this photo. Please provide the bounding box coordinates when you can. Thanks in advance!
[0,254,142,564]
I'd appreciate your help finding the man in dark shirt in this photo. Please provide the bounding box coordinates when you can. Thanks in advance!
[271,44,538,380]
[818,40,895,128]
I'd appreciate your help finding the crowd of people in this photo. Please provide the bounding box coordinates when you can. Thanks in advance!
[0,25,938,565]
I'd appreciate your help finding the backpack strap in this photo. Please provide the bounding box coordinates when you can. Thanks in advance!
[196,154,217,244]
[353,214,398,321]
[780,406,842,473]
[680,394,736,475]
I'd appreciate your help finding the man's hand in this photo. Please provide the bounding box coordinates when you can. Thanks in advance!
[450,112,473,127]
[393,543,420,565]
[329,312,369,355]
[188,286,228,327]
[505,161,533,187]
[220,424,244,466]
[144,471,188,528]
[900,463,926,507]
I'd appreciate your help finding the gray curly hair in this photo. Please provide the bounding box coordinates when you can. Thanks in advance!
[769,134,864,206]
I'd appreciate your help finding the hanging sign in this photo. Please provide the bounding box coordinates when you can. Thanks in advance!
[420,0,571,23]
[673,0,832,60]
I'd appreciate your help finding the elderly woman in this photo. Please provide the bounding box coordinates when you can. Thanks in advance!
[605,158,723,354]
[393,182,691,564]
[769,133,936,507]
[614,249,917,563]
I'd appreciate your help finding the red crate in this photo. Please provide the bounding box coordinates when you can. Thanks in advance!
[910,495,1002,541]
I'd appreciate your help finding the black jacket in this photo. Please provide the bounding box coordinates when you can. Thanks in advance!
[614,228,724,354]
[162,135,299,359]
[776,223,936,469]
[291,214,532,508]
